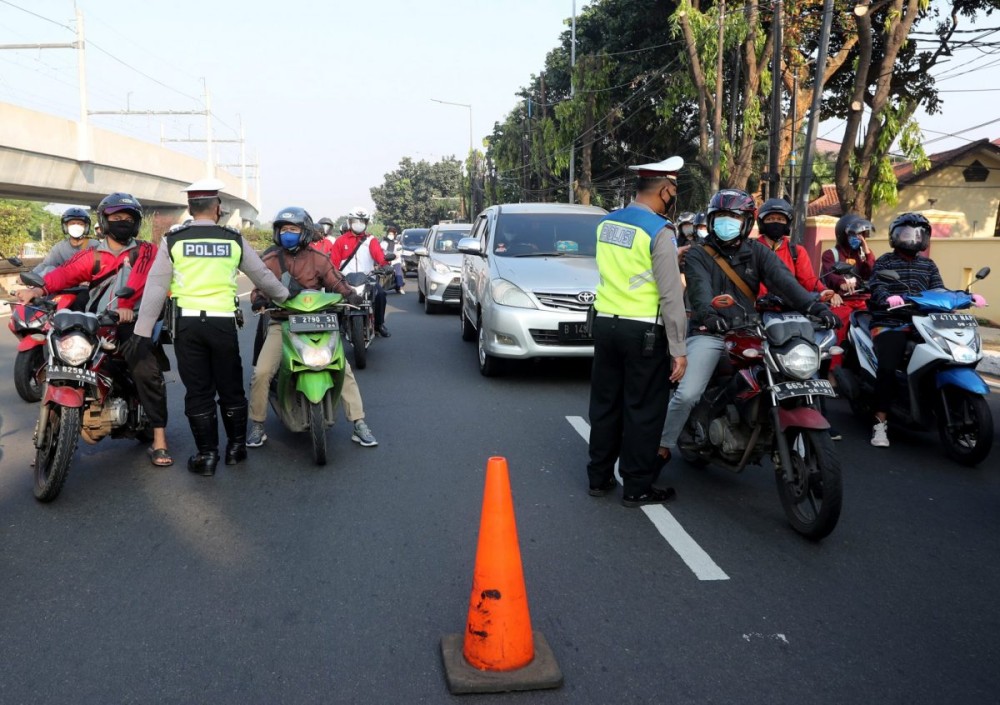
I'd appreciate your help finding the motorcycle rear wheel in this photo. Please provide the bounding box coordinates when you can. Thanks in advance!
[351,316,367,370]
[938,389,993,467]
[775,428,842,540]
[14,347,45,403]
[309,402,327,466]
[34,405,80,502]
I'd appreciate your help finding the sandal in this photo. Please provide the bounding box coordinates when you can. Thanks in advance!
[147,447,174,467]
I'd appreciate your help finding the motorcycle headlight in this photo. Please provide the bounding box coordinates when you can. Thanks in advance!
[490,278,536,309]
[777,343,819,380]
[432,260,451,275]
[56,333,94,366]
[300,346,333,370]
[352,284,366,296]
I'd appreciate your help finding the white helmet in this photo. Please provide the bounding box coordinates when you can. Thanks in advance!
[348,207,371,222]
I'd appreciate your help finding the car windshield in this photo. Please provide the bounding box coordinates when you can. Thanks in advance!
[402,230,428,248]
[492,212,601,257]
[433,228,470,253]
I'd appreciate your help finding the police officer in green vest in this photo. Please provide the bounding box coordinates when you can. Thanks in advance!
[133,179,289,476]
[587,157,689,508]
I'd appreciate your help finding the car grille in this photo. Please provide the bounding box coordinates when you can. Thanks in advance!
[533,291,594,312]
[443,284,461,301]
[529,329,593,346]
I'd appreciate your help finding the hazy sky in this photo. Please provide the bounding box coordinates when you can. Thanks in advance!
[0,0,995,223]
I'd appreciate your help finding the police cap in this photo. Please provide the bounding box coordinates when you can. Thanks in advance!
[181,178,227,200]
[628,156,684,182]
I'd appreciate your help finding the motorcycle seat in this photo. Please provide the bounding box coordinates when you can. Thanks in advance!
[850,310,873,334]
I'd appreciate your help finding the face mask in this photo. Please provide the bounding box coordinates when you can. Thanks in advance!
[387,234,395,241]
[680,224,694,236]
[279,231,301,249]
[713,217,742,242]
[351,221,366,234]
[67,223,87,238]
[848,236,862,251]
[106,219,138,243]
[760,221,790,240]
[322,225,332,235]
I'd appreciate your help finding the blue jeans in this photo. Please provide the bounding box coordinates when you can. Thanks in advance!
[392,263,405,290]
[660,334,726,449]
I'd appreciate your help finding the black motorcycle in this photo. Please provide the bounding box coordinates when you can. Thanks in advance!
[340,260,395,370]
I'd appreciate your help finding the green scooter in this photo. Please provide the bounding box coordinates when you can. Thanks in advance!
[268,289,347,465]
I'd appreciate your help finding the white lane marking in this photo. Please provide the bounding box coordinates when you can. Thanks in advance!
[567,415,730,581]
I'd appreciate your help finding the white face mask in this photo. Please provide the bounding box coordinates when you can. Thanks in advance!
[351,221,366,234]
[387,234,395,241]
[67,223,87,238]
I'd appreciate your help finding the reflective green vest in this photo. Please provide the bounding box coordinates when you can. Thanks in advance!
[166,225,242,312]
[595,206,671,317]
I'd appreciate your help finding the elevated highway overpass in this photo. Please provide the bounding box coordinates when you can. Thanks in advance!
[0,102,258,235]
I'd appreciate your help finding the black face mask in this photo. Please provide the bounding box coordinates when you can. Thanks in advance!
[760,221,790,240]
[106,220,139,243]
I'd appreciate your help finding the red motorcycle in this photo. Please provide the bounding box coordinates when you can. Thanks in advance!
[678,294,844,539]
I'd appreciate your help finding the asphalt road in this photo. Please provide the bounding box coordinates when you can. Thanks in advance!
[1,283,999,705]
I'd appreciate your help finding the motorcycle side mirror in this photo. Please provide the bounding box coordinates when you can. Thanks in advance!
[20,272,45,288]
[6,256,24,268]
[711,294,736,309]
[833,262,854,274]
[876,269,901,282]
[115,286,135,299]
[975,266,990,280]
[384,252,397,262]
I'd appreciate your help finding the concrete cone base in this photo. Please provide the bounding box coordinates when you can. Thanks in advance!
[440,631,563,694]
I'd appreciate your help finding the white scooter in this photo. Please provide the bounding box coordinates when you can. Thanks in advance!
[834,266,993,466]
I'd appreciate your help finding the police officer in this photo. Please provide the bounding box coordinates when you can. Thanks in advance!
[587,157,689,508]
[133,179,289,476]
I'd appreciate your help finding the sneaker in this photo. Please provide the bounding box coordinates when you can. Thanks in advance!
[828,427,843,441]
[870,419,890,447]
[246,421,267,448]
[398,288,406,295]
[622,486,676,508]
[377,325,391,338]
[352,419,378,447]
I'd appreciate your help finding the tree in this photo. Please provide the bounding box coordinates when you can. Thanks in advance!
[0,200,60,258]
[369,157,464,228]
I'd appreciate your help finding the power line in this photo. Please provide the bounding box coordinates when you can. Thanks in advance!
[0,0,72,31]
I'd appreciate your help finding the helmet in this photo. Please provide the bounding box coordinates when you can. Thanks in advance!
[694,212,707,228]
[756,198,793,229]
[889,212,931,254]
[317,216,335,236]
[835,214,874,248]
[340,222,349,234]
[272,207,315,252]
[676,211,696,226]
[348,207,371,222]
[834,214,861,246]
[97,192,143,243]
[706,189,757,249]
[60,206,92,238]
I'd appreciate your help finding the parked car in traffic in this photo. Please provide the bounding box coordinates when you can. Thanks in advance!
[401,228,429,276]
[458,203,607,376]
[416,223,472,314]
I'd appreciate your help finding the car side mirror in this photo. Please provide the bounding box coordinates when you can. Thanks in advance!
[876,269,901,282]
[20,272,45,288]
[414,247,429,257]
[457,237,483,256]
[711,294,735,309]
[975,266,990,280]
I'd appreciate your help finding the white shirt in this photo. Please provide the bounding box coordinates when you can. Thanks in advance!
[342,238,376,275]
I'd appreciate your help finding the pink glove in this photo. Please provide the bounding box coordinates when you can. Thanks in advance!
[887,295,905,308]
[972,293,987,307]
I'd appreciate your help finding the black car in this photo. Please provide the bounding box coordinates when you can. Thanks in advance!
[401,228,430,276]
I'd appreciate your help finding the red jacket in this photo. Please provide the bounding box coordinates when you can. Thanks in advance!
[310,237,338,259]
[820,243,874,291]
[42,240,157,311]
[330,232,387,270]
[756,237,824,296]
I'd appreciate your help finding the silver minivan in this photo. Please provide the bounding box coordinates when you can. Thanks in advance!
[458,203,608,376]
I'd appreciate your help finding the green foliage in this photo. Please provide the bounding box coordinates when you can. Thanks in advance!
[242,225,272,252]
[0,200,60,258]
[370,156,465,228]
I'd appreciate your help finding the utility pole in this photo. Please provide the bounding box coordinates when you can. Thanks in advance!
[711,0,725,192]
[727,46,742,146]
[792,0,835,244]
[568,0,577,204]
[767,0,783,200]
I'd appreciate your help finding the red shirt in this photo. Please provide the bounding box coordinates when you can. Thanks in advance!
[42,240,157,311]
[756,237,824,296]
[330,232,387,270]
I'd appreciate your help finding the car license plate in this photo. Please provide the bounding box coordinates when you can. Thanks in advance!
[288,314,339,333]
[558,321,592,342]
[772,379,836,401]
[47,365,98,386]
[928,312,977,328]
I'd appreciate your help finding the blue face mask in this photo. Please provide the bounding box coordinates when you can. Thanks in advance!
[713,216,742,242]
[279,231,301,249]
[848,236,862,251]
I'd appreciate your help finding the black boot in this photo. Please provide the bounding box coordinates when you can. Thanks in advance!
[186,410,219,476]
[221,404,248,466]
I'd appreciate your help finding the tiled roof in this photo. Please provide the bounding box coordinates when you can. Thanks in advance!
[807,184,842,217]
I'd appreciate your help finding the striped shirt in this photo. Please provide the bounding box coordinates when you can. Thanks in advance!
[868,251,944,328]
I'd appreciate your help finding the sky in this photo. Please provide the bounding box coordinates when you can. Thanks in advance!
[0,0,997,224]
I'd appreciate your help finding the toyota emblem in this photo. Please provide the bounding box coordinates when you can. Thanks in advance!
[577,291,596,304]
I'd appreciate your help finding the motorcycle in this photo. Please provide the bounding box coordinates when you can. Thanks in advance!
[267,289,348,465]
[834,266,993,466]
[679,293,844,540]
[340,256,396,370]
[23,273,154,502]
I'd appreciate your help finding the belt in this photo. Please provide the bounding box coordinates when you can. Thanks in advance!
[596,313,662,325]
[179,308,235,318]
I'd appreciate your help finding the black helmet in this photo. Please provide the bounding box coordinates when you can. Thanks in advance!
[836,214,874,249]
[676,212,696,225]
[889,212,931,254]
[834,214,861,246]
[339,222,349,234]
[706,189,757,250]
[61,206,92,238]
[694,212,707,227]
[756,198,794,235]
[272,207,314,252]
[97,192,143,244]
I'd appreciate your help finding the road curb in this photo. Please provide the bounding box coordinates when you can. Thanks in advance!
[978,350,1000,378]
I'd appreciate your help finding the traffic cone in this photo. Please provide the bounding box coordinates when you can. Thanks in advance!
[441,456,563,694]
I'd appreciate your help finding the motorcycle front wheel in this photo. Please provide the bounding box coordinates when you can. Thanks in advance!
[350,315,367,369]
[34,404,80,502]
[14,347,45,403]
[775,428,842,540]
[309,402,327,466]
[938,388,994,467]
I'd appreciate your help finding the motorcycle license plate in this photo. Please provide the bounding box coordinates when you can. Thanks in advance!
[772,379,836,401]
[47,365,98,386]
[927,313,977,328]
[288,314,339,333]
[558,321,592,342]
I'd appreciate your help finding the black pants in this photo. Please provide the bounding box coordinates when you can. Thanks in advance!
[373,283,387,328]
[587,316,673,497]
[118,322,168,428]
[874,329,910,415]
[174,316,245,416]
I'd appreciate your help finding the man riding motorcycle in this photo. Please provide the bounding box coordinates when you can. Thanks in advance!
[32,206,99,279]
[248,208,378,448]
[330,207,391,337]
[658,189,839,462]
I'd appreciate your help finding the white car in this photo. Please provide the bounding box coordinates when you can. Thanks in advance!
[458,203,607,376]
[415,223,471,314]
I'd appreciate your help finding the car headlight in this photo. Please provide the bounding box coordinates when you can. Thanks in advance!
[490,278,536,309]
[56,333,94,366]
[777,343,819,380]
[300,346,333,370]
[432,260,451,275]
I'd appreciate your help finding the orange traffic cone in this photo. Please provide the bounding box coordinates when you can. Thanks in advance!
[441,456,563,694]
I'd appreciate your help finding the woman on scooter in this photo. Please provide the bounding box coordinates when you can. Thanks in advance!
[867,212,987,447]
[247,207,378,449]
[822,214,875,344]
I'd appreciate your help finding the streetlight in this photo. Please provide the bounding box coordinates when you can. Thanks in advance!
[431,98,474,219]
